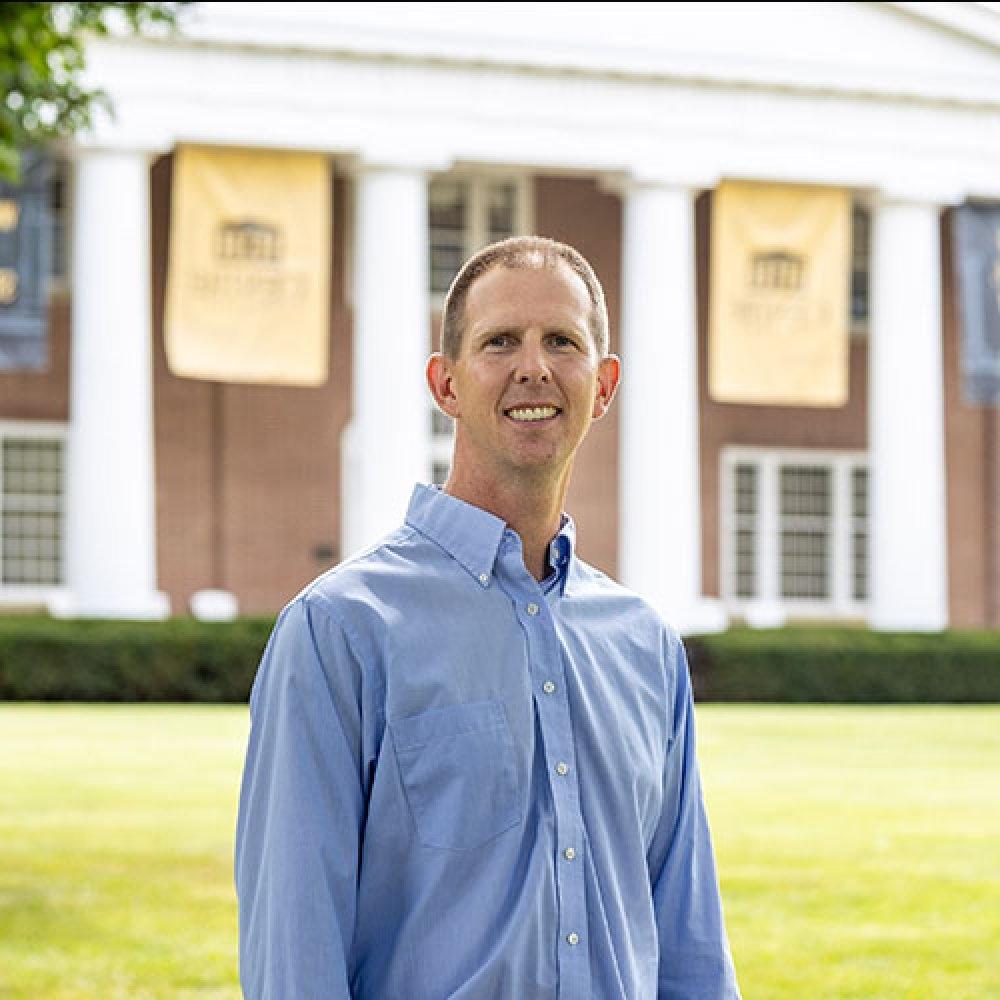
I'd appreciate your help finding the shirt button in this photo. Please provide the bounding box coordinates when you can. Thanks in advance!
[555,761,569,776]
[478,573,489,587]
[542,680,556,695]
[526,602,539,615]
[566,932,580,946]
[563,847,576,861]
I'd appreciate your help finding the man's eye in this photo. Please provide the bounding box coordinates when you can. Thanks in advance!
[485,334,513,348]
[549,334,575,348]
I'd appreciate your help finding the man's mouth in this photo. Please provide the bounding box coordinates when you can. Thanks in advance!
[505,405,561,422]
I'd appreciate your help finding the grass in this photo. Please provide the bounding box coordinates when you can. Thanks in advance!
[698,706,1000,1000]
[1,704,998,999]
[0,705,248,1000]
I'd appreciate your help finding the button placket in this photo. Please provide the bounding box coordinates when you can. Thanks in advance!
[500,555,588,998]
[535,610,588,993]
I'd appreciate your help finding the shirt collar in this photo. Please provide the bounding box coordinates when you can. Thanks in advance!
[404,484,577,592]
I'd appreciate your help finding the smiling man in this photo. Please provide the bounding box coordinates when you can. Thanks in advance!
[235,237,741,999]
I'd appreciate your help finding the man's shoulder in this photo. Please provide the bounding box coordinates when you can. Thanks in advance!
[289,523,429,608]
[567,555,683,648]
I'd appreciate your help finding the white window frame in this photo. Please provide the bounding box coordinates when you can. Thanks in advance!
[720,446,870,622]
[0,419,69,609]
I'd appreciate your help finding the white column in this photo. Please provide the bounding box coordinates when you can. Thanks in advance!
[342,165,431,557]
[58,149,169,618]
[619,181,725,634]
[869,196,948,630]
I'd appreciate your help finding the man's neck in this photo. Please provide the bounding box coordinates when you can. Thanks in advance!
[444,468,569,582]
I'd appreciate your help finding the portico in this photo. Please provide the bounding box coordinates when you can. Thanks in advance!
[3,3,998,630]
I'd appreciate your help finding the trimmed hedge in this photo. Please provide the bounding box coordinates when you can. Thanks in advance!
[0,615,275,702]
[685,627,1000,703]
[0,617,998,703]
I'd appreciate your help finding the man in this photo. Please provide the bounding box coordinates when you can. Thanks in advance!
[235,236,741,999]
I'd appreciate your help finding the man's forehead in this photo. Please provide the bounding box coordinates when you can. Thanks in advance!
[465,262,591,327]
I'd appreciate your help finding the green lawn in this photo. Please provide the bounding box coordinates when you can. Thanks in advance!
[1,704,997,1000]
[699,706,1000,1000]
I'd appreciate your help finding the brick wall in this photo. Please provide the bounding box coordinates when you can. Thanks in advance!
[0,295,70,420]
[151,157,352,615]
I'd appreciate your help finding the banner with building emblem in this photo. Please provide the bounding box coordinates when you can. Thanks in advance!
[952,203,1000,406]
[709,180,850,406]
[165,145,330,385]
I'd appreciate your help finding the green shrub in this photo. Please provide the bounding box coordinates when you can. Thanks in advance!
[685,627,1000,703]
[2,617,999,703]
[0,615,274,702]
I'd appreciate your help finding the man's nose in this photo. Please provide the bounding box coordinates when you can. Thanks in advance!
[514,340,551,383]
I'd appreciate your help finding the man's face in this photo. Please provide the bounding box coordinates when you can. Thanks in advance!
[428,262,619,488]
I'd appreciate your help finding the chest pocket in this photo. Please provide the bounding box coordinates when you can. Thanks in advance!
[390,699,520,851]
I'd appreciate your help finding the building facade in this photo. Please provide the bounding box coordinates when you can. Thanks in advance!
[1,1,998,631]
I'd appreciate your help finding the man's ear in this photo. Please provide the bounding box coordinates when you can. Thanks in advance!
[427,352,460,418]
[592,354,621,420]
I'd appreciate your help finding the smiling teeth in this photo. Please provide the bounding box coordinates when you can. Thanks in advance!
[508,406,558,421]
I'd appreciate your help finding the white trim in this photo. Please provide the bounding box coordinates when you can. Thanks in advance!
[720,446,870,623]
[0,421,69,609]
[163,4,1000,105]
[0,419,68,438]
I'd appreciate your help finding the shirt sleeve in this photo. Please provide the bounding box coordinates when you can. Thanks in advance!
[648,631,741,1000]
[235,594,367,1000]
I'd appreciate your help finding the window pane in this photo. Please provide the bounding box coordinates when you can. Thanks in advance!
[487,182,517,243]
[852,467,869,600]
[2,438,64,584]
[431,409,454,436]
[429,180,467,296]
[431,460,451,487]
[779,465,831,599]
[851,204,870,327]
[852,466,868,519]
[731,463,757,598]
[50,163,67,280]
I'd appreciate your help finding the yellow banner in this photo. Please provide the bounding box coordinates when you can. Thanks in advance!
[165,146,331,385]
[709,180,850,406]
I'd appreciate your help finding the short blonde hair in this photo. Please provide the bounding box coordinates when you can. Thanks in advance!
[440,236,610,359]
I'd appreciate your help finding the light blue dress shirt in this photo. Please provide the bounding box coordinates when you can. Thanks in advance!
[235,484,740,999]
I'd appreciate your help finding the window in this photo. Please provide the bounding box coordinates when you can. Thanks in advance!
[732,463,757,599]
[779,466,831,599]
[850,201,870,333]
[430,409,453,487]
[428,174,530,482]
[851,467,869,601]
[429,175,530,298]
[722,449,869,618]
[1,430,65,586]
